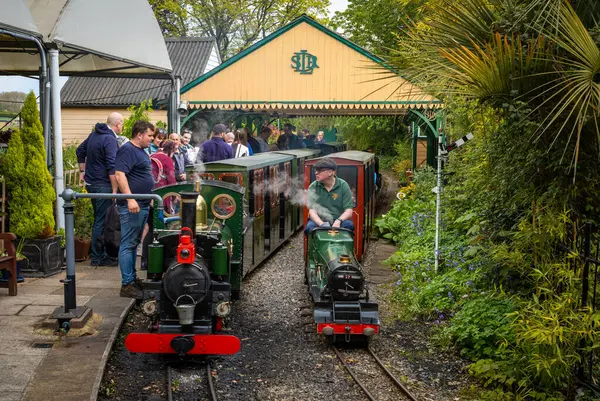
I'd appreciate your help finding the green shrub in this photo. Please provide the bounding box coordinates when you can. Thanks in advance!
[73,186,93,241]
[444,296,515,360]
[123,99,153,138]
[6,92,55,239]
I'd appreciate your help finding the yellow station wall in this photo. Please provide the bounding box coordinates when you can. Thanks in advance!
[182,21,434,107]
[61,107,168,145]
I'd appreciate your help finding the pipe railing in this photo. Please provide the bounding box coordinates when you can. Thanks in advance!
[58,188,164,318]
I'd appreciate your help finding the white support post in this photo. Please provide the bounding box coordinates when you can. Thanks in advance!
[175,77,181,134]
[434,133,443,274]
[50,49,65,230]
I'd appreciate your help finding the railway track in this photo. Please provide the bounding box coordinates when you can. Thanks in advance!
[167,360,218,401]
[333,345,419,401]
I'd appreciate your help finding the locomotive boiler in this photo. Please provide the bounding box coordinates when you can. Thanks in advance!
[306,227,379,342]
[125,191,241,356]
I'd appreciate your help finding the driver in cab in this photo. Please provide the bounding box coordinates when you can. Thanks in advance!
[305,158,354,234]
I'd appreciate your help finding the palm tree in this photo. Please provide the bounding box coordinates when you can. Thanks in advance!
[391,0,600,175]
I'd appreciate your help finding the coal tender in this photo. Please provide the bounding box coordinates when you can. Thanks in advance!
[125,191,240,356]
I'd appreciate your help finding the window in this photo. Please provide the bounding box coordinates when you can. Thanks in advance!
[337,166,358,208]
[253,169,264,215]
[219,173,243,186]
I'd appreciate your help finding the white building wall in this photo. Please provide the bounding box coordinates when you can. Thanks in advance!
[203,44,221,73]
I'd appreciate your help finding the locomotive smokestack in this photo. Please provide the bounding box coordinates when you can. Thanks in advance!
[180,192,199,233]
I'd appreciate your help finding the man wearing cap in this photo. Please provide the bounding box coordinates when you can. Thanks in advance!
[200,123,233,163]
[305,157,354,233]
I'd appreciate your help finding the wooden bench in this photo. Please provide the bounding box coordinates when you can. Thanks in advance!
[0,233,17,296]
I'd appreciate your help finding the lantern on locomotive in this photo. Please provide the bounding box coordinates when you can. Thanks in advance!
[124,191,240,356]
[306,227,379,342]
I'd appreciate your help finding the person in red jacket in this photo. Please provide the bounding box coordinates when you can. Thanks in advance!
[150,140,177,188]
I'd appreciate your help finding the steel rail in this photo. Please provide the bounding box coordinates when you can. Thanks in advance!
[332,346,376,401]
[167,361,218,401]
[368,346,418,401]
[167,365,174,401]
[332,345,420,401]
[206,361,218,401]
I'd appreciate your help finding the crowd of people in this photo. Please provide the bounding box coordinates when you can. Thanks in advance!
[145,122,328,167]
[76,113,330,299]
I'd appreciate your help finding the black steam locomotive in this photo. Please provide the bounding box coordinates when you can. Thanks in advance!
[125,191,240,356]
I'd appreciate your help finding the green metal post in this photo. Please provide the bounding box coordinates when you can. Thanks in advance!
[411,121,418,171]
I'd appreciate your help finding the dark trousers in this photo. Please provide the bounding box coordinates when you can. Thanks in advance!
[305,219,354,235]
[86,185,112,263]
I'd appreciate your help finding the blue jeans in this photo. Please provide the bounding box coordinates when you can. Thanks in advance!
[118,204,149,286]
[86,185,113,263]
[305,219,354,235]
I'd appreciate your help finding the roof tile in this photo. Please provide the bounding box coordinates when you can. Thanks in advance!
[61,37,216,107]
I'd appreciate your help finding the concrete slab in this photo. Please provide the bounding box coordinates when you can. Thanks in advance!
[2,391,24,401]
[18,305,58,317]
[74,279,118,289]
[14,285,61,295]
[50,287,103,296]
[0,295,43,306]
[0,354,43,392]
[0,339,54,356]
[0,304,29,315]
[31,295,91,306]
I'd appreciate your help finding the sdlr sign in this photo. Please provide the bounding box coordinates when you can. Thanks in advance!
[291,50,318,74]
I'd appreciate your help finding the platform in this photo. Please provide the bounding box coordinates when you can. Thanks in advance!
[0,262,140,401]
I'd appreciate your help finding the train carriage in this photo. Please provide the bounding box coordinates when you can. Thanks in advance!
[273,148,322,232]
[303,151,380,262]
[189,153,295,276]
[315,141,347,155]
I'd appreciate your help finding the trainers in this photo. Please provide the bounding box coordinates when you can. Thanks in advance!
[91,257,118,267]
[120,283,143,299]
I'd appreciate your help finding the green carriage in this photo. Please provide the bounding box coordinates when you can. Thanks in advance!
[189,153,296,276]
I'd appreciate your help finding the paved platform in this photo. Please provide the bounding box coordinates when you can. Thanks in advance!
[0,262,140,401]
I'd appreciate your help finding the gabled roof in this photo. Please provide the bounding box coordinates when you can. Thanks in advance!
[180,15,441,115]
[61,37,217,107]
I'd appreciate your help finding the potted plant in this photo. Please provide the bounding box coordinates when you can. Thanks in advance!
[4,92,62,277]
[73,186,93,261]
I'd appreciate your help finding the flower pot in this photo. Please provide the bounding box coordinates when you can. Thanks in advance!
[20,236,62,278]
[74,238,91,262]
[0,258,25,283]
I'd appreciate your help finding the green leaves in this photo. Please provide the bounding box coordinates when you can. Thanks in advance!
[5,91,55,239]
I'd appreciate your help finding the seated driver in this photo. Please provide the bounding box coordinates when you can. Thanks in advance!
[305,157,355,233]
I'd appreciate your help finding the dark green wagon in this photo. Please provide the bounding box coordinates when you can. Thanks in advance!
[192,153,296,276]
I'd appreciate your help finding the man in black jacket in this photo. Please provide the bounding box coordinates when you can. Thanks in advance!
[76,112,123,266]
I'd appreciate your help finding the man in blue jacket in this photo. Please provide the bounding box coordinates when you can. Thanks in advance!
[200,123,233,162]
[76,112,123,266]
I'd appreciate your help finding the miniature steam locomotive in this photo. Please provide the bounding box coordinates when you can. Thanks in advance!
[125,188,241,356]
[305,227,379,342]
